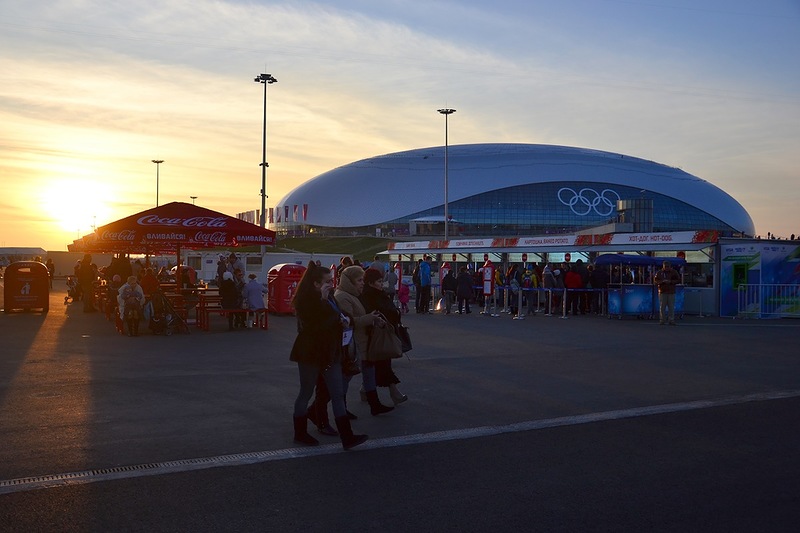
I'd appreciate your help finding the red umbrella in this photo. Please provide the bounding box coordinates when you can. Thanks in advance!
[80,201,275,252]
[69,202,275,284]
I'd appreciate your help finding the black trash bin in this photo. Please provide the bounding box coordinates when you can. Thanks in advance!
[3,261,50,313]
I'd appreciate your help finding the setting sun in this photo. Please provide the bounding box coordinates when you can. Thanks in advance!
[40,179,114,234]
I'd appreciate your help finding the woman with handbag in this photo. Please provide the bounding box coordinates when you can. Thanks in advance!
[335,265,395,416]
[361,267,408,405]
[289,262,368,450]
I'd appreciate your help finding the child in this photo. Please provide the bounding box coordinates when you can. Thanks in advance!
[398,282,410,314]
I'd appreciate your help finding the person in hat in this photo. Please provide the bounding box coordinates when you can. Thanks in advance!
[226,253,245,276]
[361,267,408,404]
[117,275,144,336]
[243,273,267,328]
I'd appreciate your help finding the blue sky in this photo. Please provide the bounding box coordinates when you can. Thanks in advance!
[1,0,798,249]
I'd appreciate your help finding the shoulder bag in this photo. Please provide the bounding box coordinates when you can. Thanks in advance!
[367,318,403,360]
[395,323,412,353]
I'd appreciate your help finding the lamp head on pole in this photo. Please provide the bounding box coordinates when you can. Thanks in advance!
[437,108,456,116]
[254,73,277,84]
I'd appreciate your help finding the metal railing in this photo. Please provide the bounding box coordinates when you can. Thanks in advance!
[737,284,800,319]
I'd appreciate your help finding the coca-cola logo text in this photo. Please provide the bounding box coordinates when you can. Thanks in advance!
[102,229,136,241]
[137,215,228,228]
[193,231,228,243]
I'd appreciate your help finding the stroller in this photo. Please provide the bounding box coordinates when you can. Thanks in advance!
[147,291,190,335]
[65,276,80,304]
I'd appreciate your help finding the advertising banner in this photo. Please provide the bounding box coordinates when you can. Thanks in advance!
[719,240,800,317]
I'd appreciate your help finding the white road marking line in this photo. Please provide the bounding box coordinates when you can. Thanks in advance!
[1,389,798,495]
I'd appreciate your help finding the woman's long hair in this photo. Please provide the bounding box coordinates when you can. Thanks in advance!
[293,261,331,306]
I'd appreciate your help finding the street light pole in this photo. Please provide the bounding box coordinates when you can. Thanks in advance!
[151,159,164,207]
[437,108,456,241]
[190,196,197,205]
[254,73,277,229]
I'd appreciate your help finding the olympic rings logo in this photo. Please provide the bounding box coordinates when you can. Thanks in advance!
[557,187,620,216]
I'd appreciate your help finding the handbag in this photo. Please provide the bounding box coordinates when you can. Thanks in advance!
[367,323,403,360]
[342,345,361,376]
[395,323,412,353]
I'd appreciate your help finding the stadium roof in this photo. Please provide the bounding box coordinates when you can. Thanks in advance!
[276,143,754,235]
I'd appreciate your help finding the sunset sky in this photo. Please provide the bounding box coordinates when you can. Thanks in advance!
[1,0,798,251]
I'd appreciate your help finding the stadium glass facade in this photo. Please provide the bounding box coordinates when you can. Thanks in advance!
[303,181,736,238]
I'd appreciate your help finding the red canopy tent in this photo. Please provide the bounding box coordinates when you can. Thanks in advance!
[69,202,276,282]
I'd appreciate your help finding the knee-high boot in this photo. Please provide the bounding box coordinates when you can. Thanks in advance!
[293,415,319,446]
[344,395,358,420]
[366,390,394,416]
[334,416,368,450]
[306,398,338,436]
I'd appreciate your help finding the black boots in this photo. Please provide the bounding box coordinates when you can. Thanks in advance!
[365,390,394,416]
[334,416,368,450]
[293,416,319,446]
[306,401,338,436]
[344,395,358,420]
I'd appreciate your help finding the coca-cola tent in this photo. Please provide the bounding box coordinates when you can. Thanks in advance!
[69,201,275,257]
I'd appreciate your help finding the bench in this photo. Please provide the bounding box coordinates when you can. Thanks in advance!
[200,306,268,331]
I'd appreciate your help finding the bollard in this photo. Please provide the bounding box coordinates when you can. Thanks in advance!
[545,289,553,317]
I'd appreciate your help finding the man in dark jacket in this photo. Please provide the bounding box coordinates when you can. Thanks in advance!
[654,261,681,325]
[456,267,474,314]
[441,269,457,314]
[77,254,97,312]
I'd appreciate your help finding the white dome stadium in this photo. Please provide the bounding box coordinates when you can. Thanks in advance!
[274,143,754,237]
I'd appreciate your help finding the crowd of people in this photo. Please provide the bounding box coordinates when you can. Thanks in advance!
[217,253,267,331]
[290,256,410,450]
[64,253,261,336]
[403,255,618,318]
[287,253,678,451]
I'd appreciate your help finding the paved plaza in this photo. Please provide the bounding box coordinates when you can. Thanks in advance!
[1,280,800,531]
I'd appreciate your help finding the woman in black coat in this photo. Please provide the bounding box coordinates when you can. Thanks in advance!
[290,263,368,450]
[360,268,408,405]
[219,271,240,331]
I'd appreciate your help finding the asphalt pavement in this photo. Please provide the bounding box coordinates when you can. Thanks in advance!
[1,279,799,532]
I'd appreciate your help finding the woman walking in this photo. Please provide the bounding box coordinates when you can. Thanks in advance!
[290,263,368,450]
[361,267,408,405]
[335,266,394,416]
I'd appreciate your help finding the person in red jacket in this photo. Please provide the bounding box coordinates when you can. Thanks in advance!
[563,265,584,316]
[140,268,160,297]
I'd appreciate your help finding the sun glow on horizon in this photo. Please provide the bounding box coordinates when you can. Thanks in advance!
[40,179,115,235]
